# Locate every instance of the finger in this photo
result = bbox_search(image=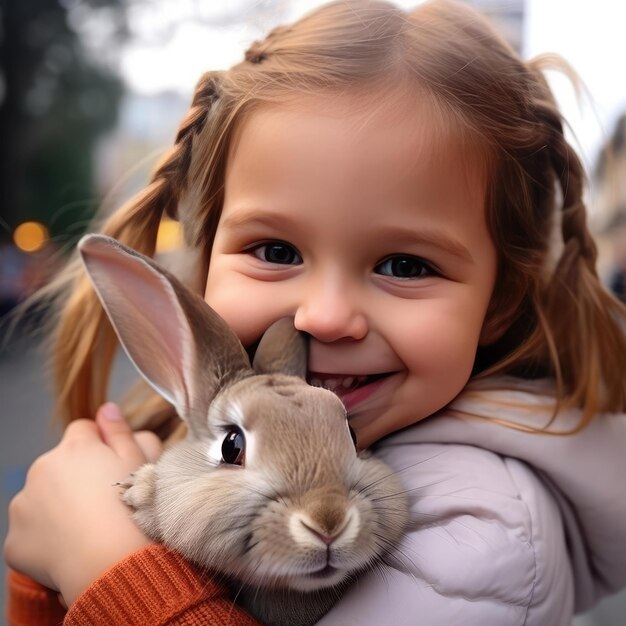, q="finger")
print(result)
[95,403,145,463]
[63,419,99,442]
[59,419,101,447]
[133,431,163,463]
